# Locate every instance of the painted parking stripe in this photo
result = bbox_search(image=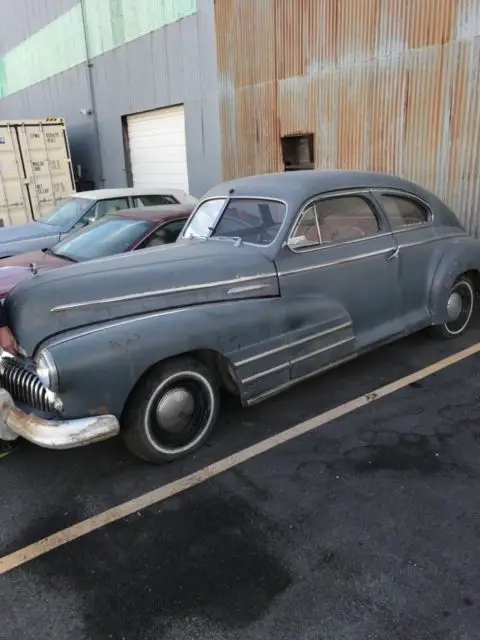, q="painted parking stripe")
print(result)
[1,342,480,575]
